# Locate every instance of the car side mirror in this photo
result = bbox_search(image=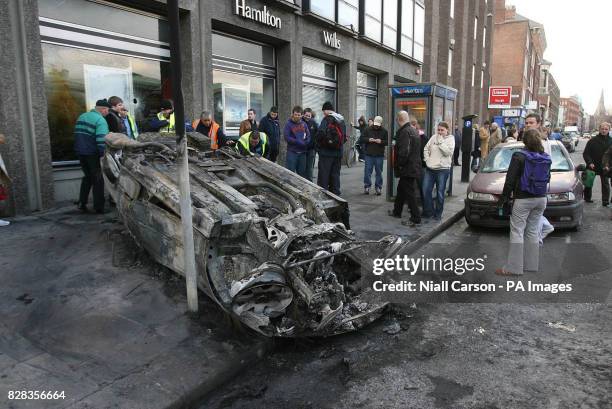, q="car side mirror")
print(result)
[575,164,586,172]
